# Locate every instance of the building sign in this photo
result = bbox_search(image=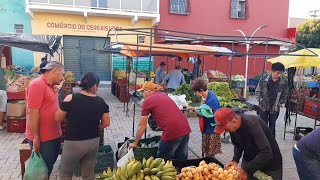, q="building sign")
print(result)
[46,22,122,32]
